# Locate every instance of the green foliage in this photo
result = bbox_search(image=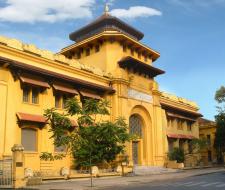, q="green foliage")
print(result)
[215,86,225,104]
[72,118,131,167]
[214,86,225,162]
[168,147,185,163]
[214,112,225,162]
[40,152,65,161]
[41,97,132,168]
[190,138,208,153]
